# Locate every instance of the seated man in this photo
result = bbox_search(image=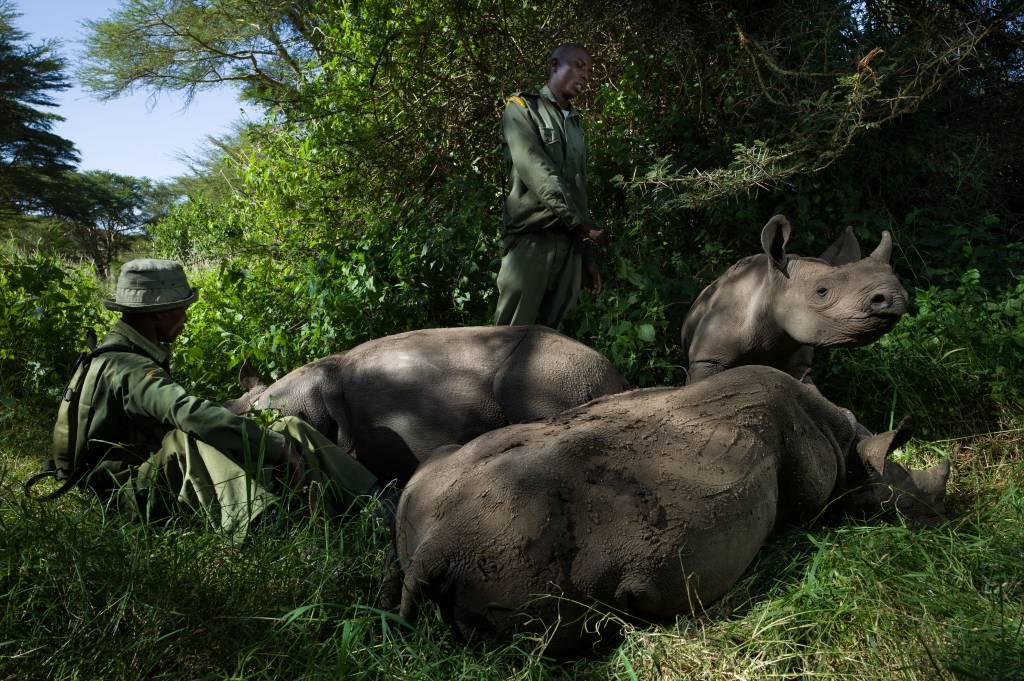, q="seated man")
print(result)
[37,259,381,542]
